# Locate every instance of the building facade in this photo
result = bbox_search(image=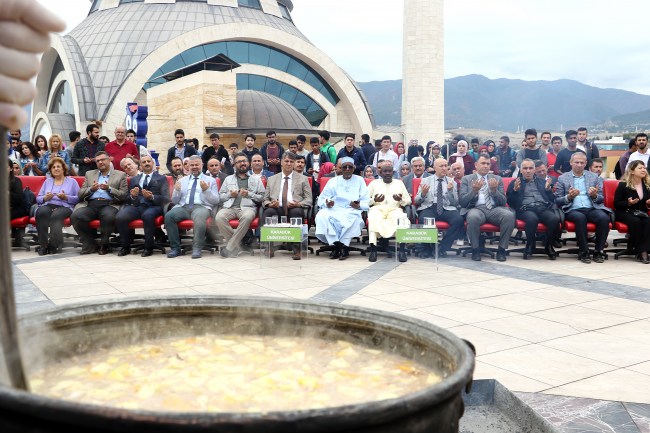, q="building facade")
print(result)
[32,0,375,158]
